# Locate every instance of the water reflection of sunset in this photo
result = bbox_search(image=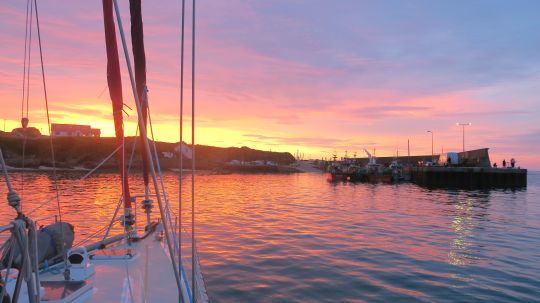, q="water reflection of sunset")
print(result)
[448,197,477,266]
[1,172,539,302]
